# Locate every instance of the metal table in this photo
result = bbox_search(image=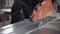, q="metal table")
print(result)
[0,17,58,34]
[0,19,39,34]
[29,19,60,34]
[27,13,60,34]
[0,13,60,34]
